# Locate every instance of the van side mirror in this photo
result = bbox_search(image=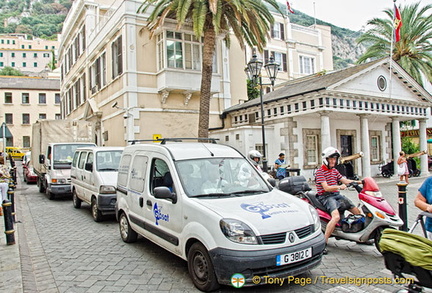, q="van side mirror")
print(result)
[154,186,177,204]
[39,154,45,164]
[85,163,93,171]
